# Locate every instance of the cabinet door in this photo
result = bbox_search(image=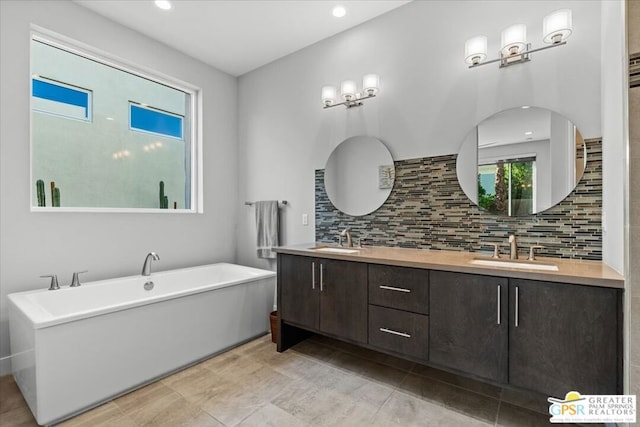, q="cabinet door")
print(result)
[319,259,368,343]
[509,279,620,396]
[429,271,508,383]
[278,254,319,330]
